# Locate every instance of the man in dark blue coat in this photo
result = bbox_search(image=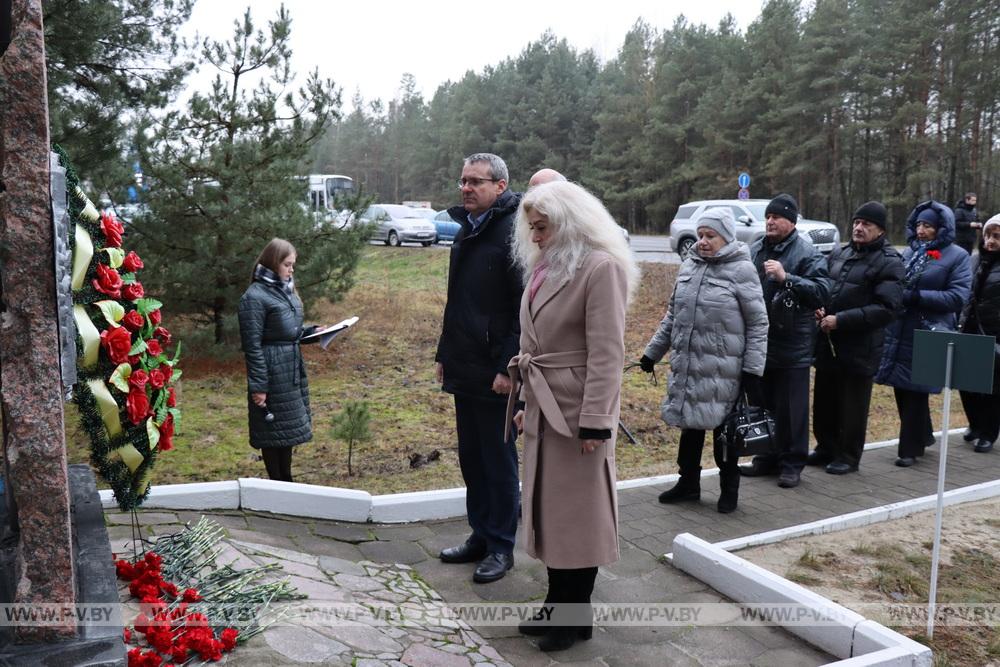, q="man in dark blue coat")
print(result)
[435,153,523,583]
[741,194,831,488]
